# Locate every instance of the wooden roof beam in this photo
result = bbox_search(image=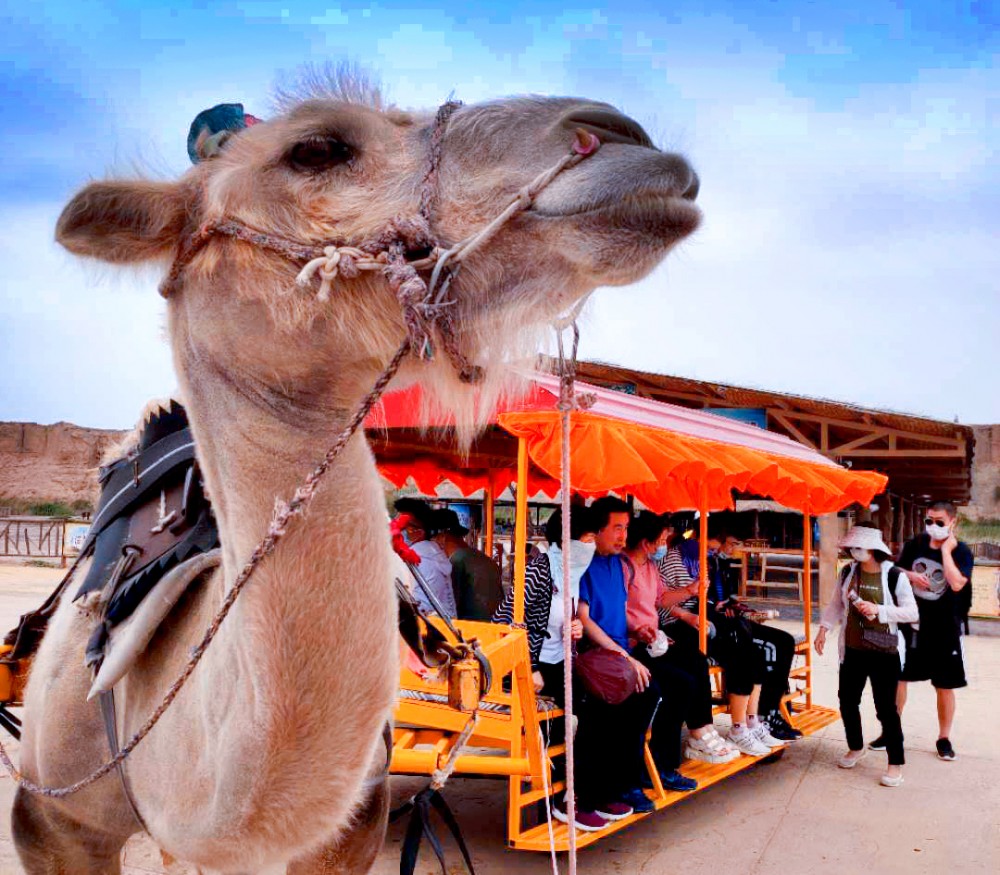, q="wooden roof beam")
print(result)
[843,448,967,458]
[768,410,819,450]
[773,410,967,450]
[829,429,890,455]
